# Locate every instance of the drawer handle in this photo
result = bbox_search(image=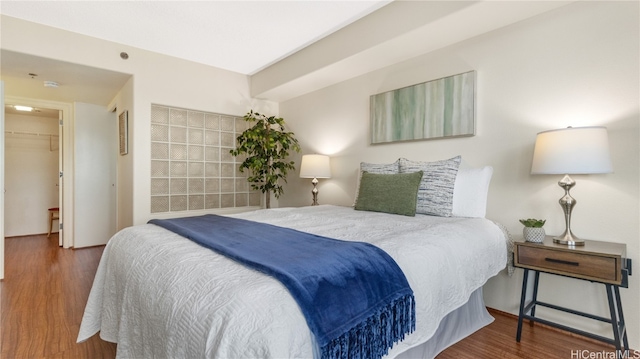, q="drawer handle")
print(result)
[545,257,579,266]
